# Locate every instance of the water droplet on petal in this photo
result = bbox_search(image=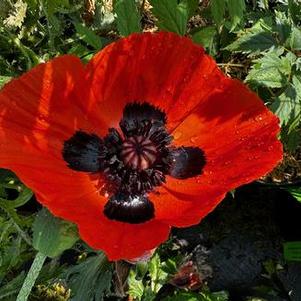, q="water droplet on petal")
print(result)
[190,136,197,144]
[174,132,182,140]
